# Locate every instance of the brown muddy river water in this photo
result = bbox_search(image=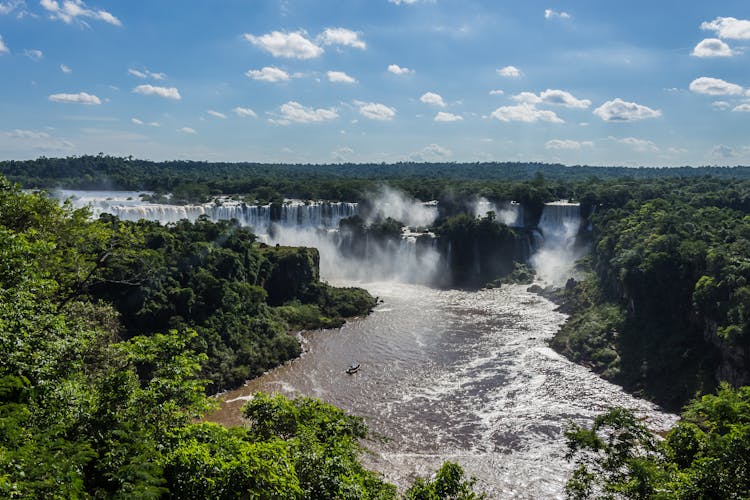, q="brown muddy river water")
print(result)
[209,281,676,499]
